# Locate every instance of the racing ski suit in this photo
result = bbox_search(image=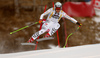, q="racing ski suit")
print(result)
[28,7,78,42]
